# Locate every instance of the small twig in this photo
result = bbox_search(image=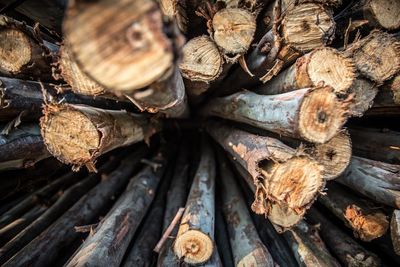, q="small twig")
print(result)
[153,207,185,253]
[140,159,163,171]
[74,223,99,233]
